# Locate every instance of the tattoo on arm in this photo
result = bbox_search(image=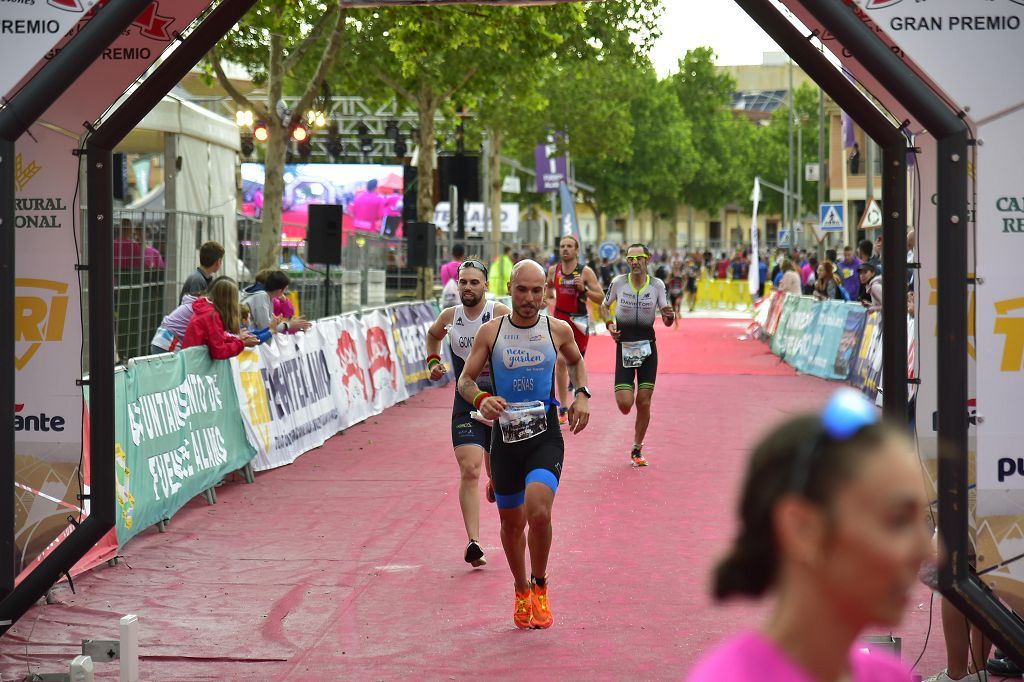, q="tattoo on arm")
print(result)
[458,376,482,403]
